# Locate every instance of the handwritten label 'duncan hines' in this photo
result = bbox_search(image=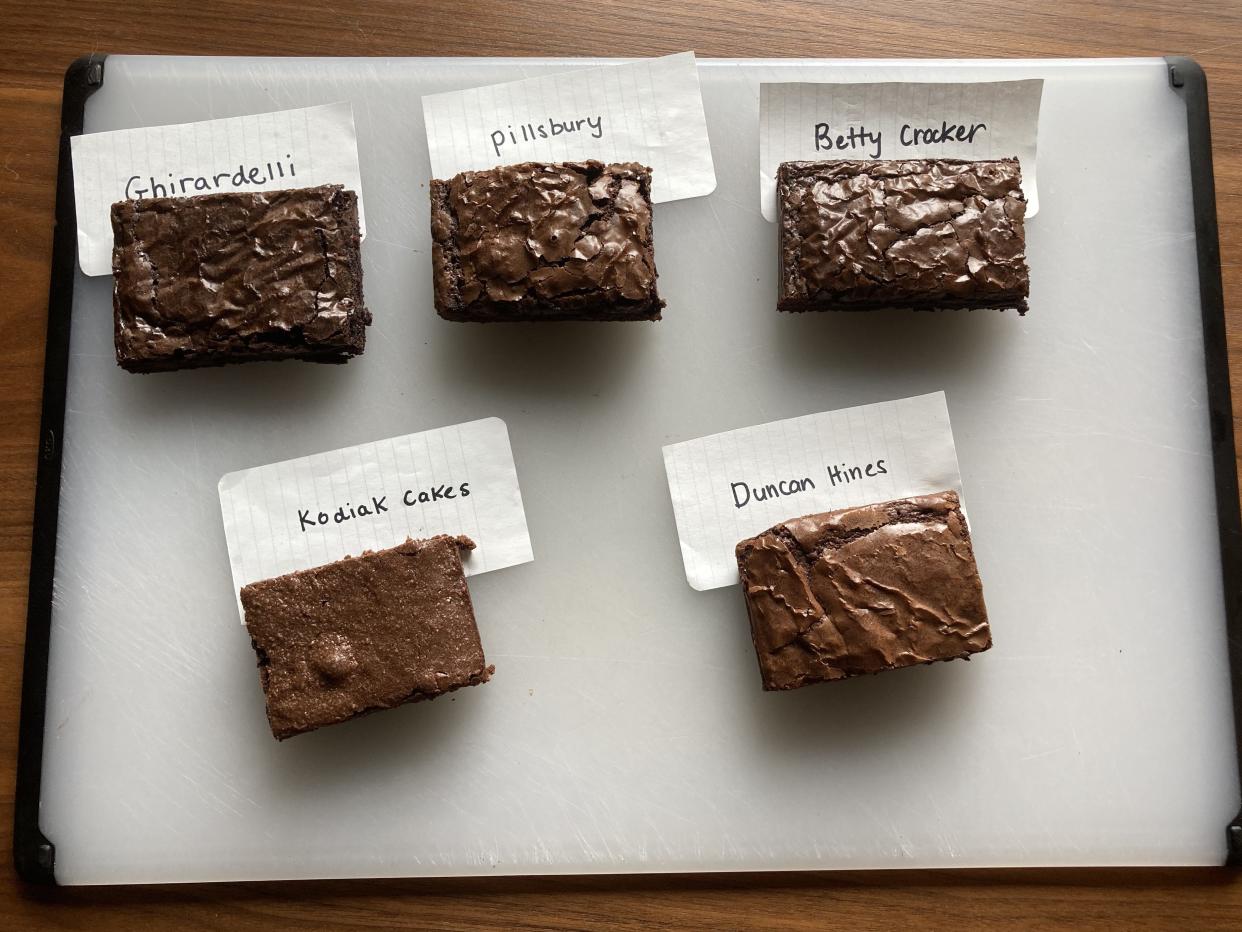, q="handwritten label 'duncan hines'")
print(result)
[729,458,888,508]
